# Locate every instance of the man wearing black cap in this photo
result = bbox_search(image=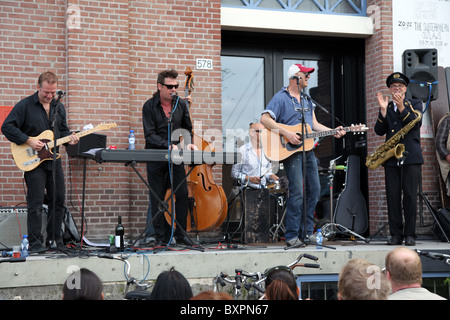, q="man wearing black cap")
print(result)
[374,72,423,246]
